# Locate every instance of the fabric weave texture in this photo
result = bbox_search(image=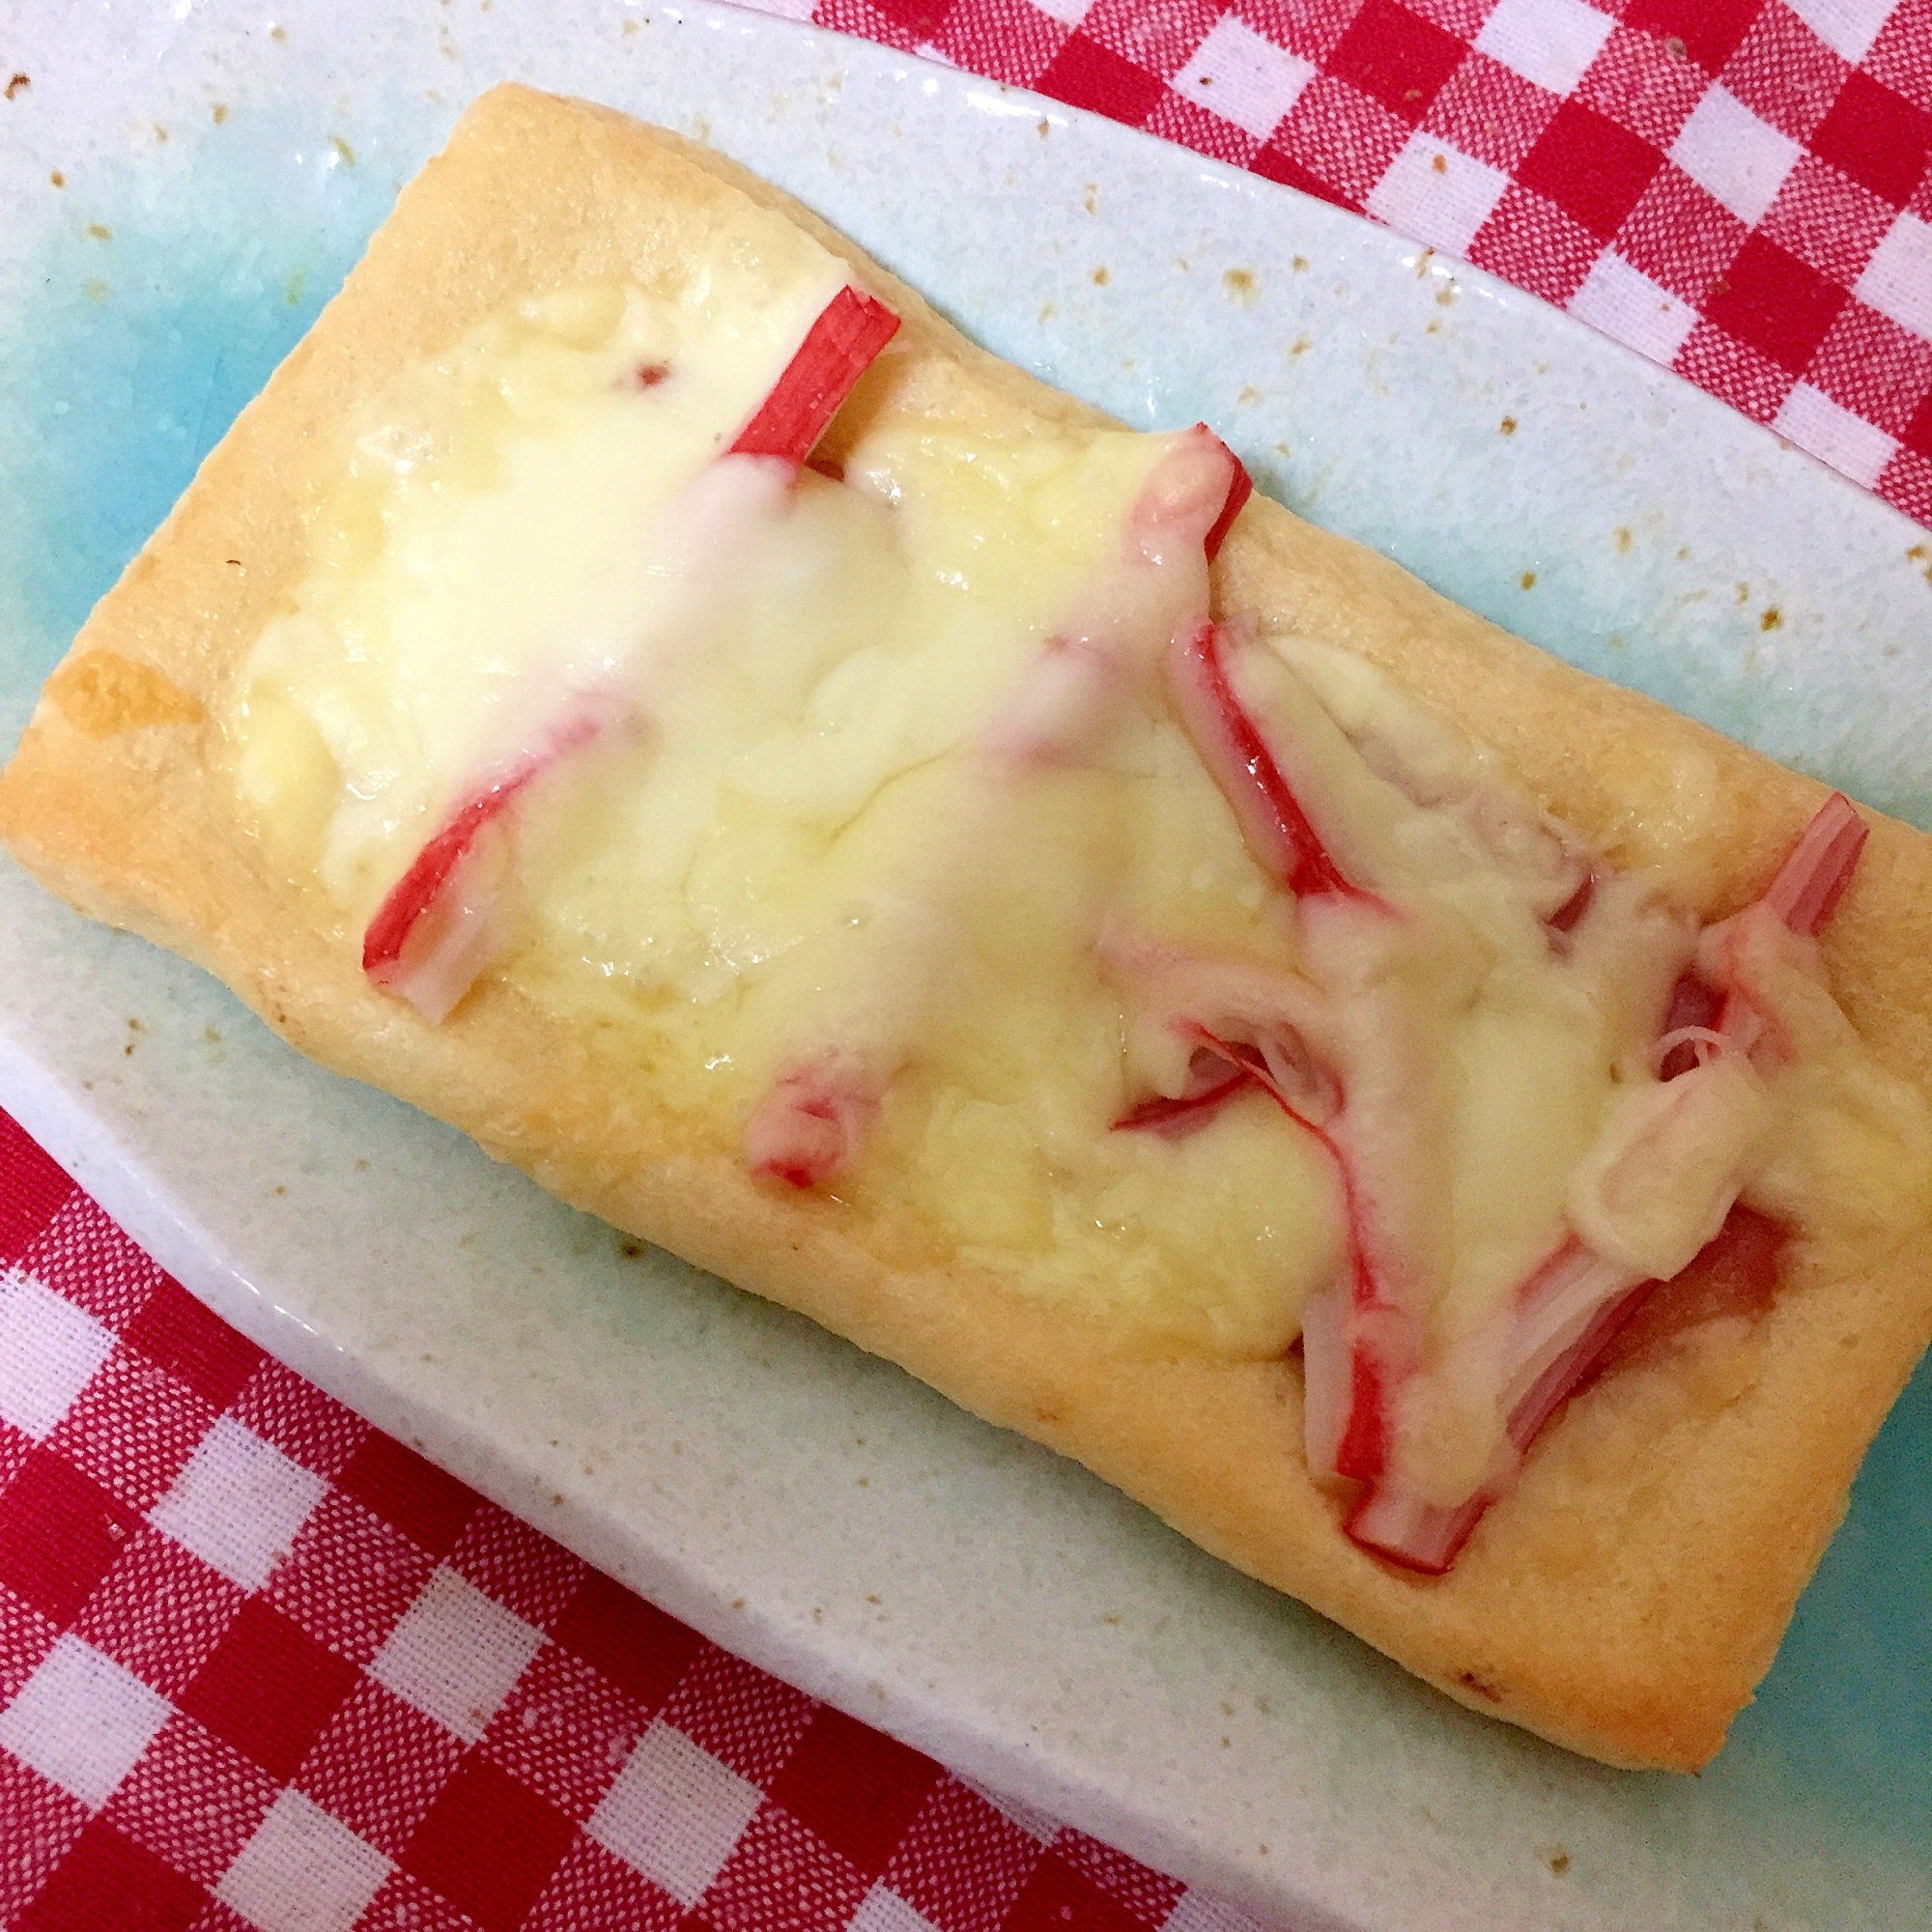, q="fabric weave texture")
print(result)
[0,1107,1263,1932]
